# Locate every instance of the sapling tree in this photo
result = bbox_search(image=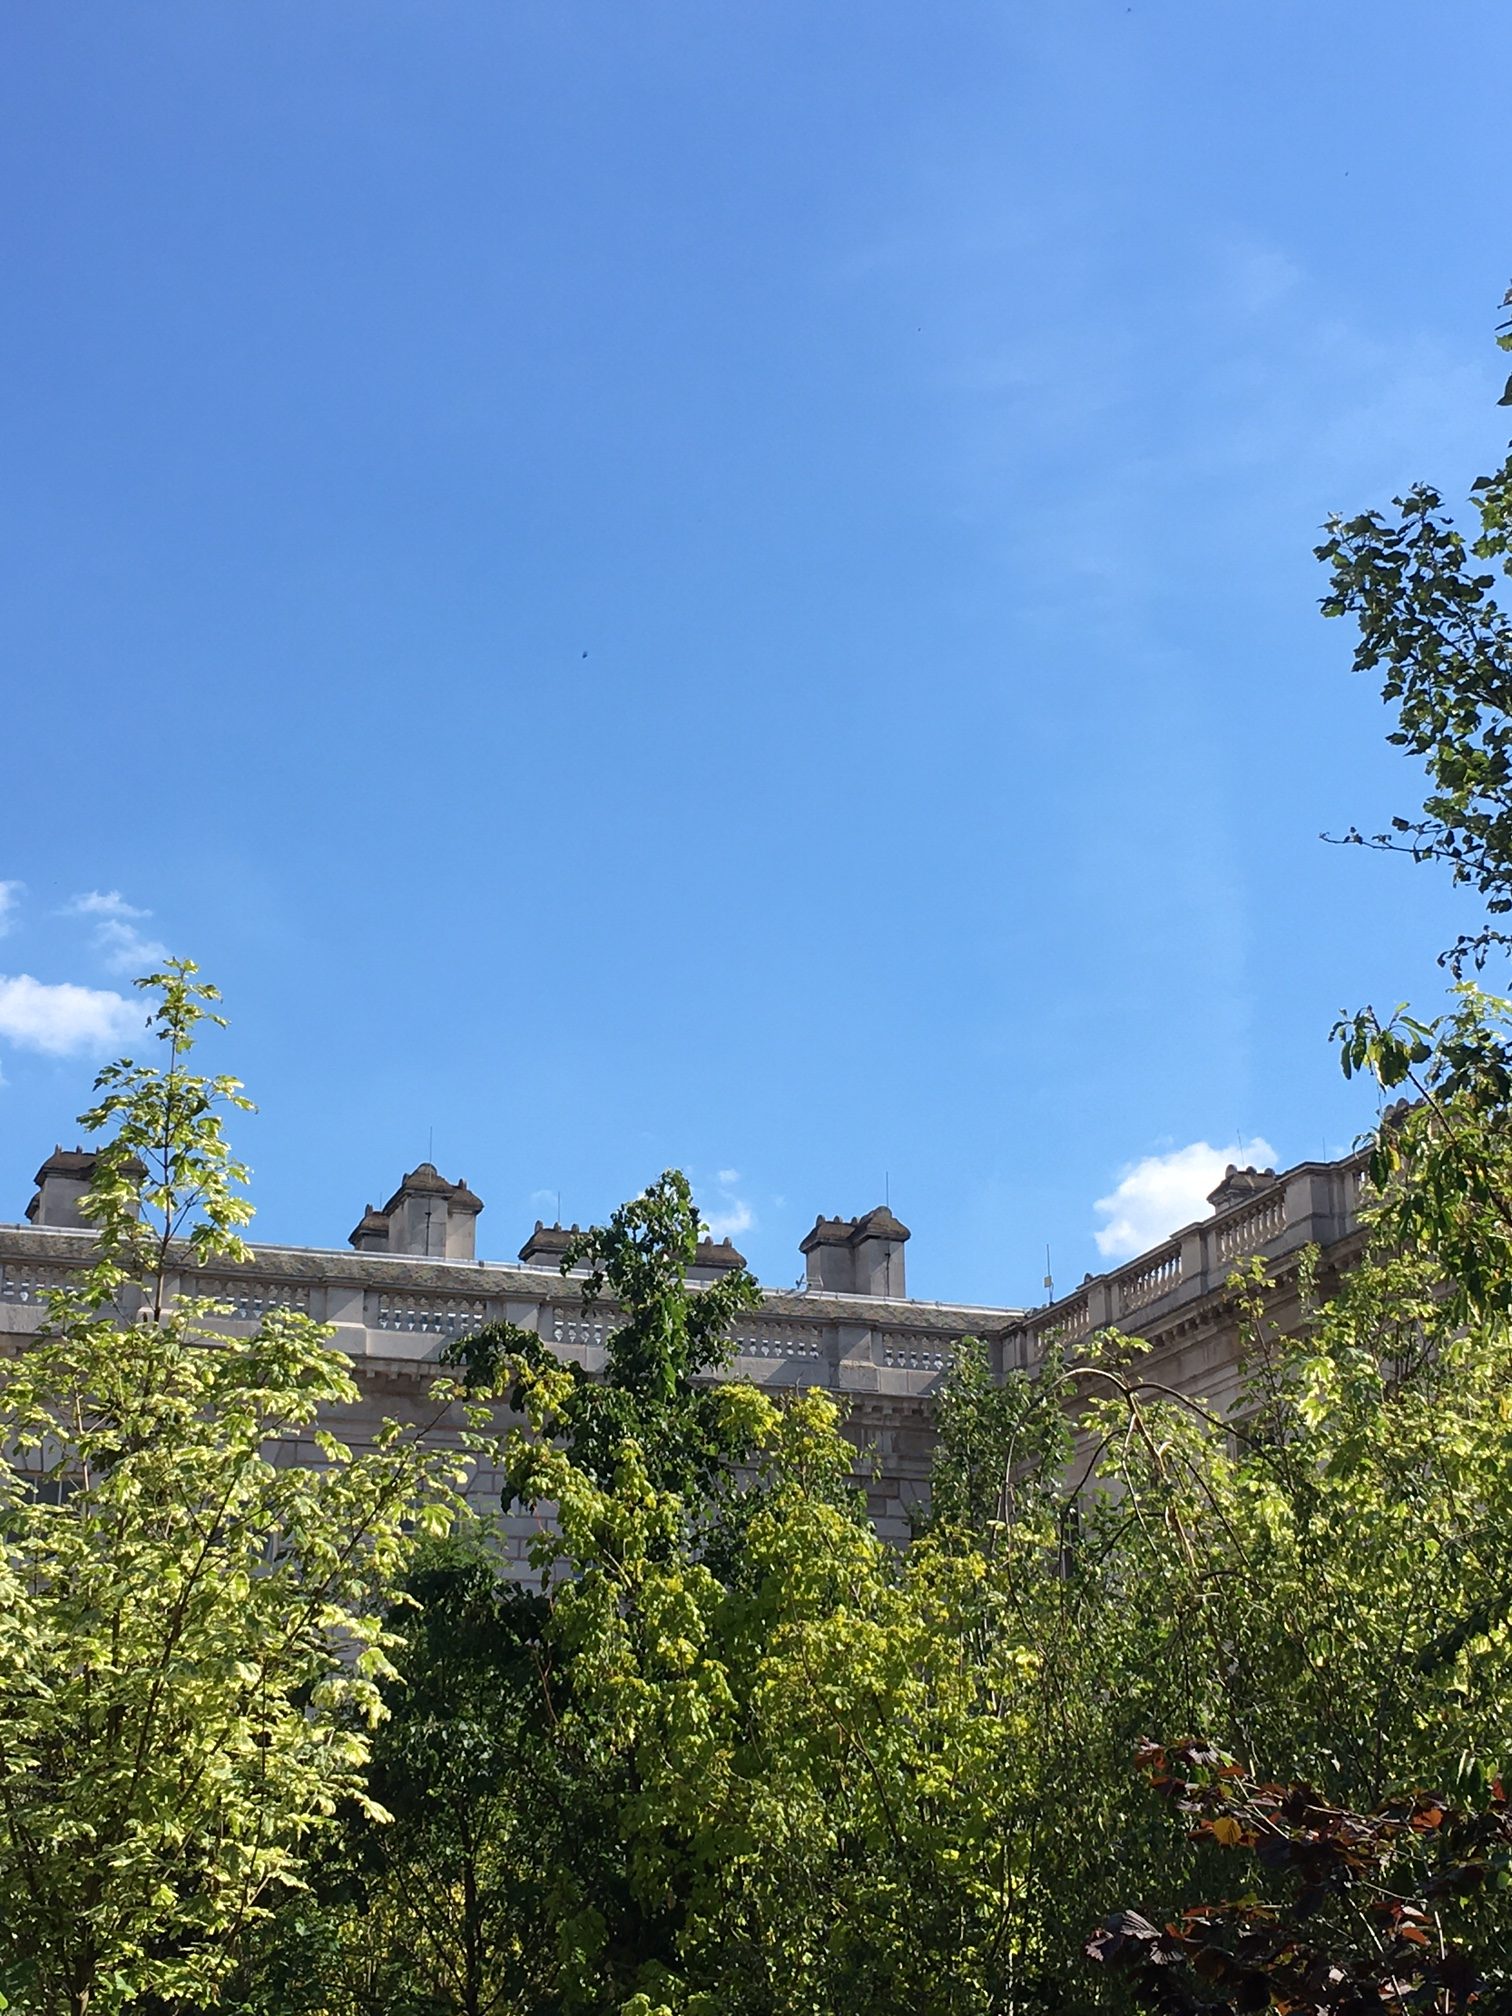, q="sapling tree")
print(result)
[0,963,471,2015]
